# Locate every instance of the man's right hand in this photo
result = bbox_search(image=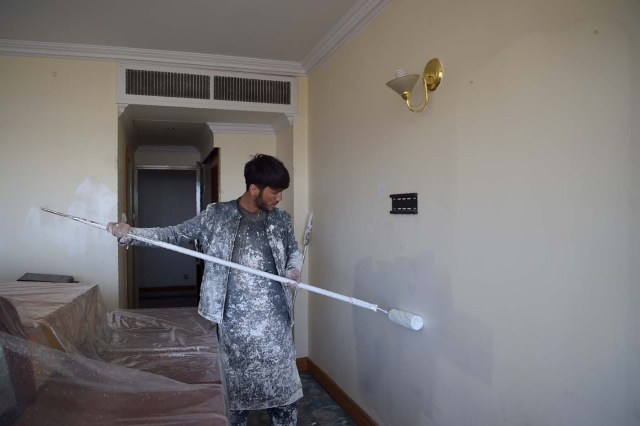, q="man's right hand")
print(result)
[106,222,131,244]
